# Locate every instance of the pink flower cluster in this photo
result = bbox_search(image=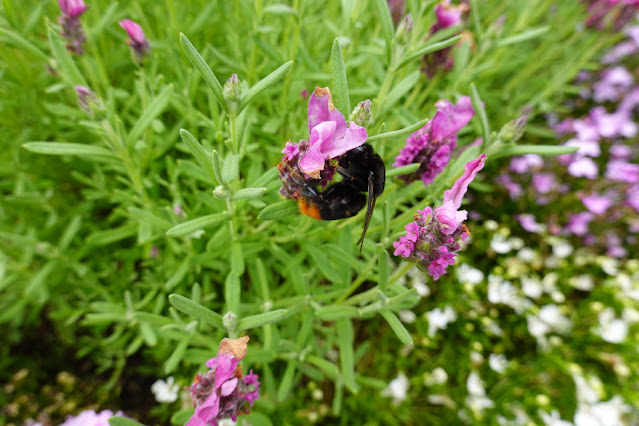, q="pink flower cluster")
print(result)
[60,409,124,426]
[278,87,369,198]
[422,0,470,77]
[393,154,486,280]
[187,336,260,426]
[58,0,88,54]
[393,96,474,186]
